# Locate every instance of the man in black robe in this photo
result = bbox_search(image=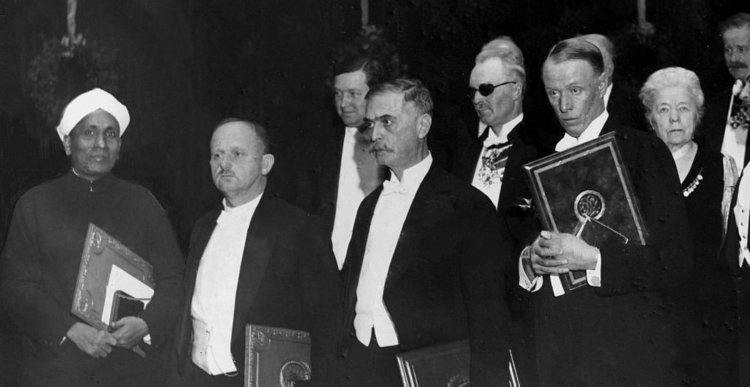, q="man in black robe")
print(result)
[1,88,184,386]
